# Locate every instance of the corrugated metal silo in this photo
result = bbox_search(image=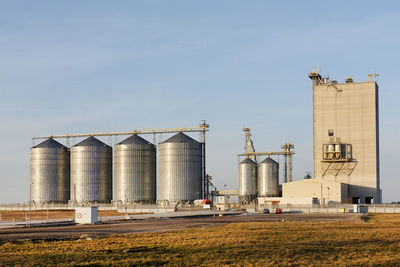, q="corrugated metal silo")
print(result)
[238,158,257,203]
[30,138,70,203]
[257,157,279,197]
[158,132,202,203]
[113,134,156,203]
[70,136,112,203]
